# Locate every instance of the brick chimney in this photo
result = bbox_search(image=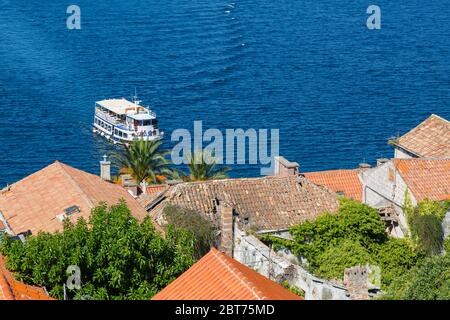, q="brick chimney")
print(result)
[344,266,369,300]
[100,155,111,181]
[274,156,299,177]
[218,203,234,256]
